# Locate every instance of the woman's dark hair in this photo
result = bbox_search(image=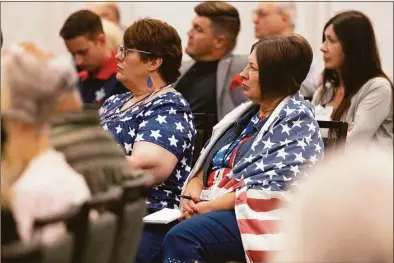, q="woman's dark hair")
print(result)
[123,18,183,84]
[60,10,104,41]
[321,10,393,121]
[251,34,313,100]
